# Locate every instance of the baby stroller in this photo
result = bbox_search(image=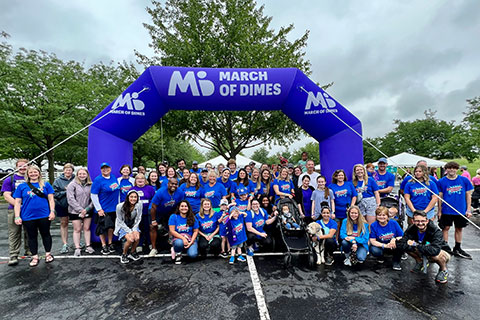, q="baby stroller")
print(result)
[380,194,406,229]
[276,198,316,268]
